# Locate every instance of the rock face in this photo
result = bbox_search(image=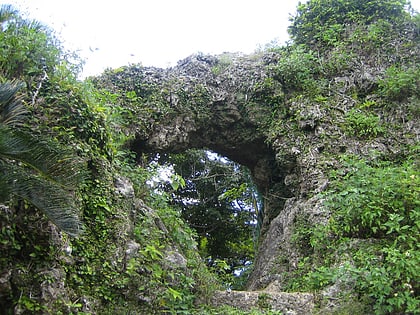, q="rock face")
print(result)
[100,53,285,195]
[247,195,328,290]
[98,53,294,235]
[211,290,314,314]
[95,47,419,299]
[96,52,321,292]
[95,53,324,312]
